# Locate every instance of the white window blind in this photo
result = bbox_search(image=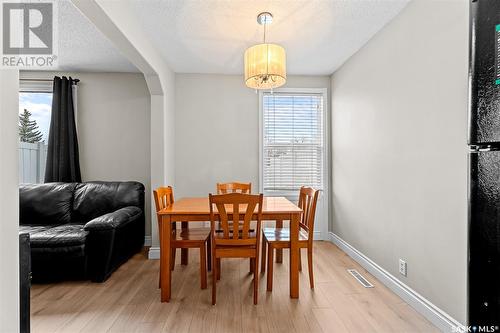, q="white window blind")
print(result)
[262,92,324,195]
